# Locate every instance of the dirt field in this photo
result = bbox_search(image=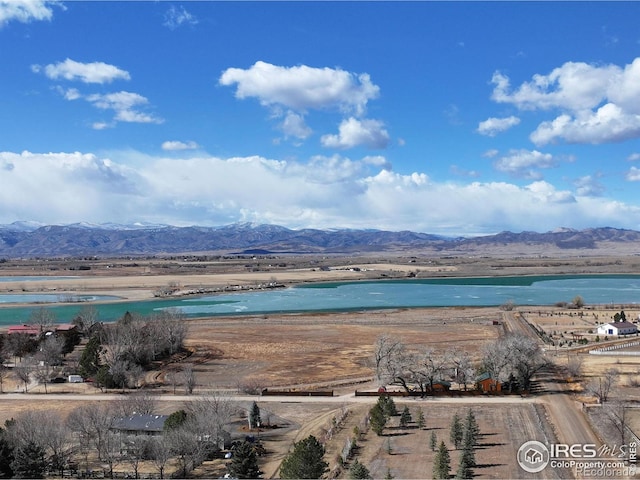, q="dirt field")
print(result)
[178,308,501,390]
